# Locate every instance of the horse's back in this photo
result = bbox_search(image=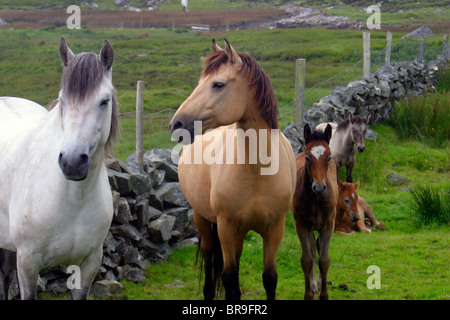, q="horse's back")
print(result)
[315,122,337,134]
[0,97,47,138]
